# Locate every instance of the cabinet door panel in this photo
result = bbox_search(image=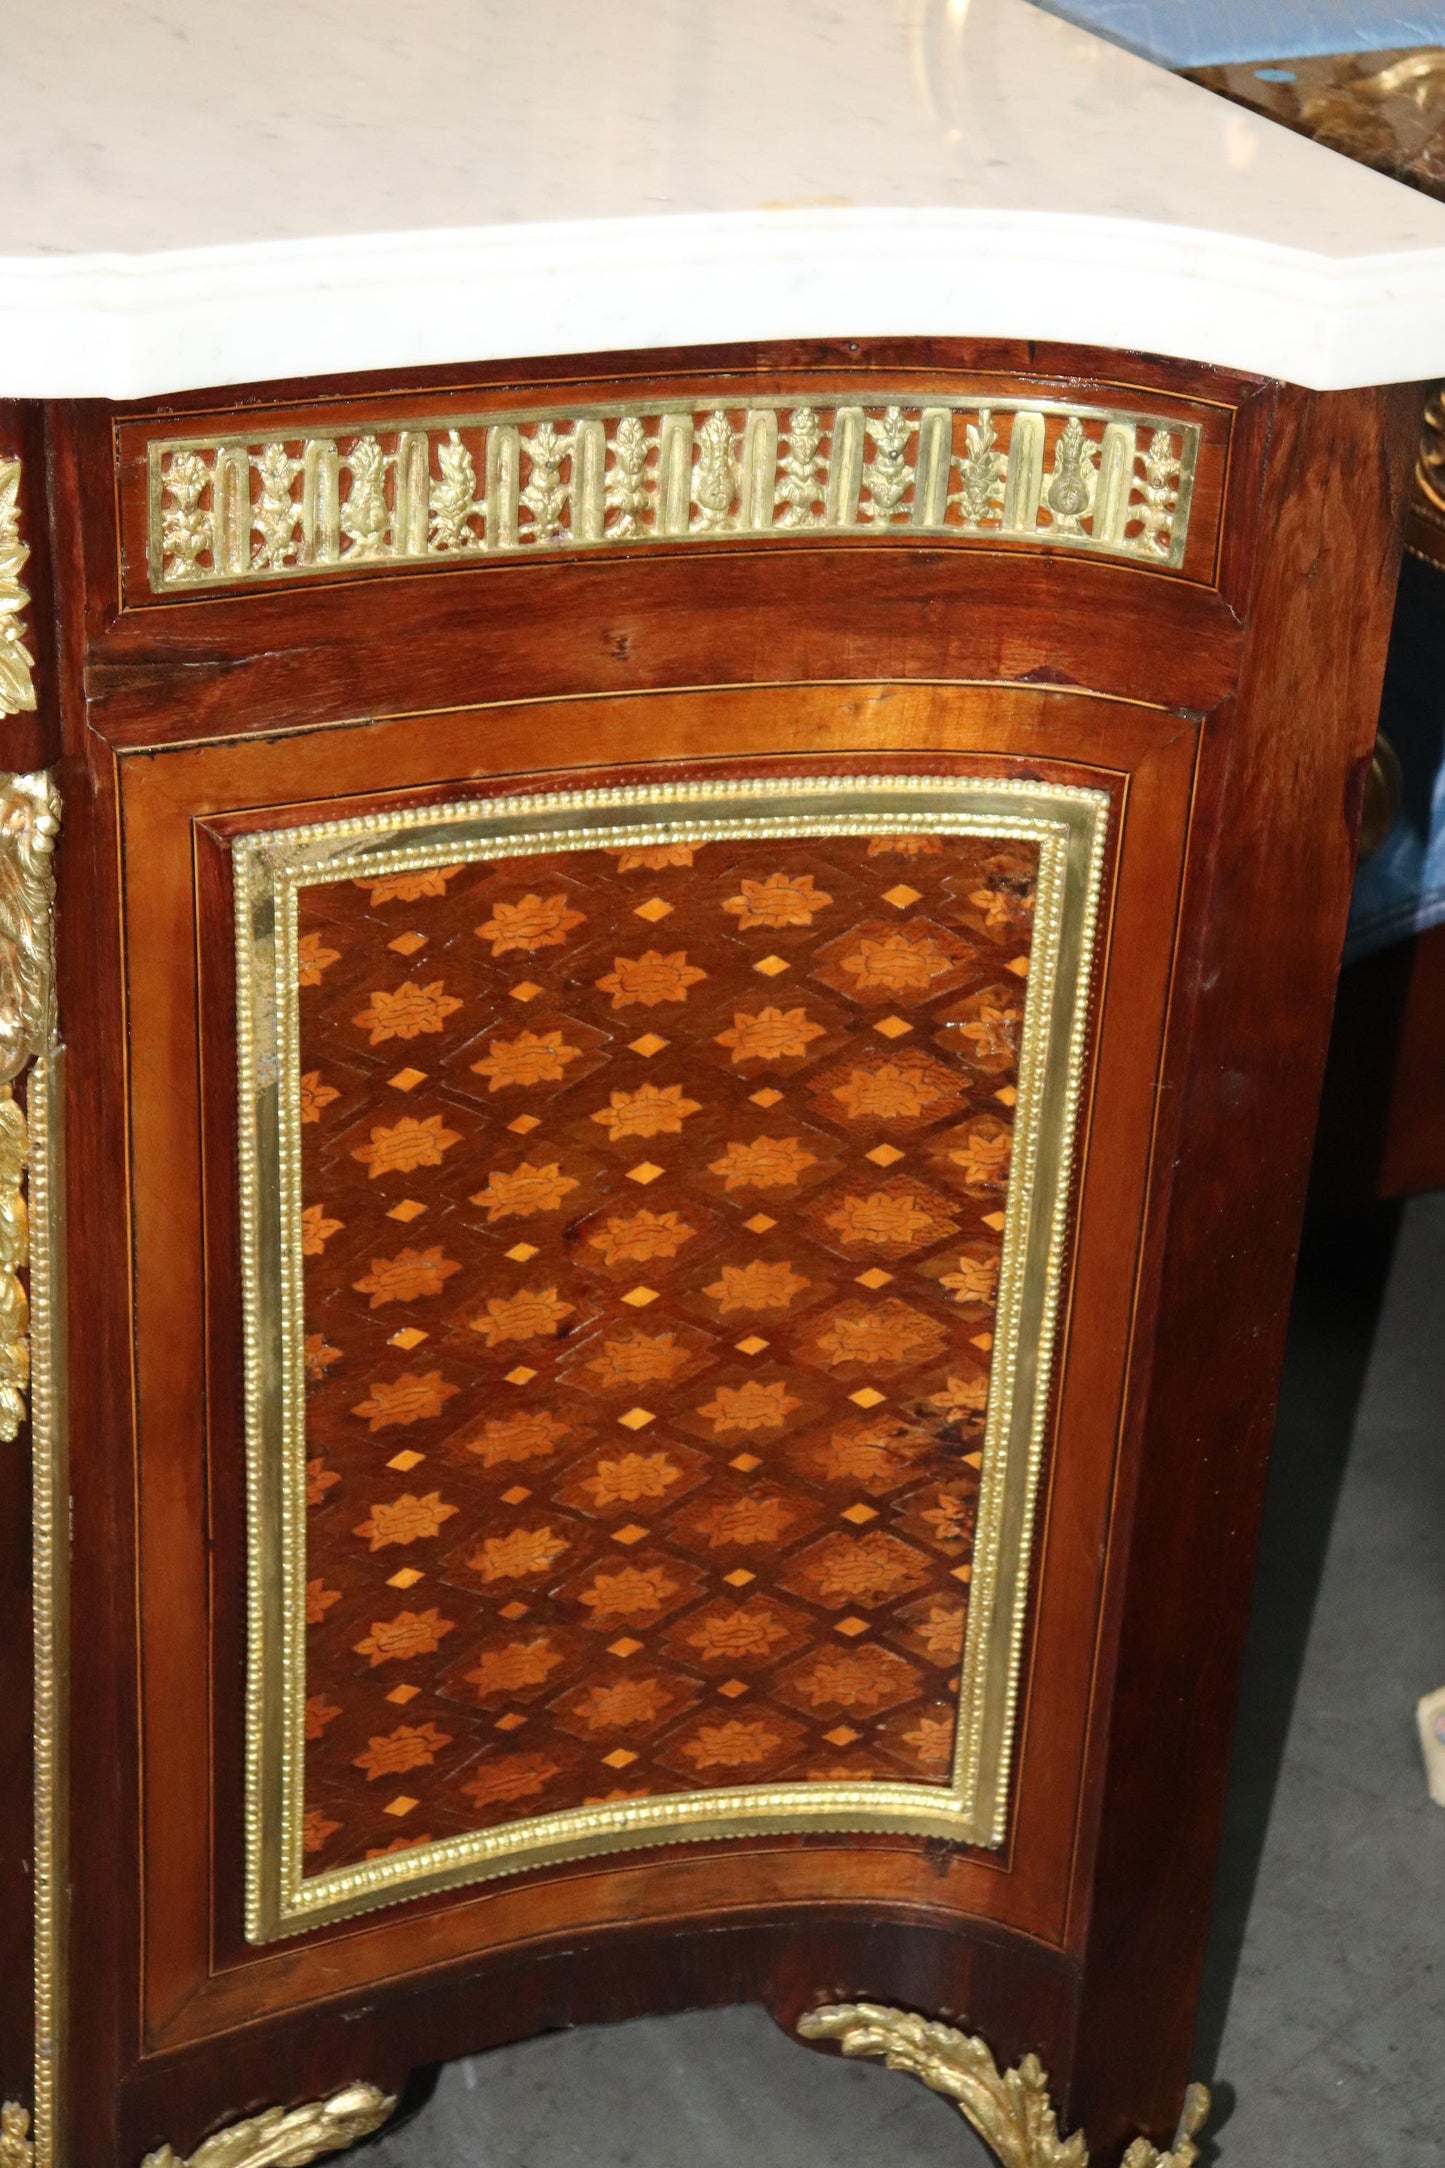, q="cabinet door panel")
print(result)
[117,681,1193,2043]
